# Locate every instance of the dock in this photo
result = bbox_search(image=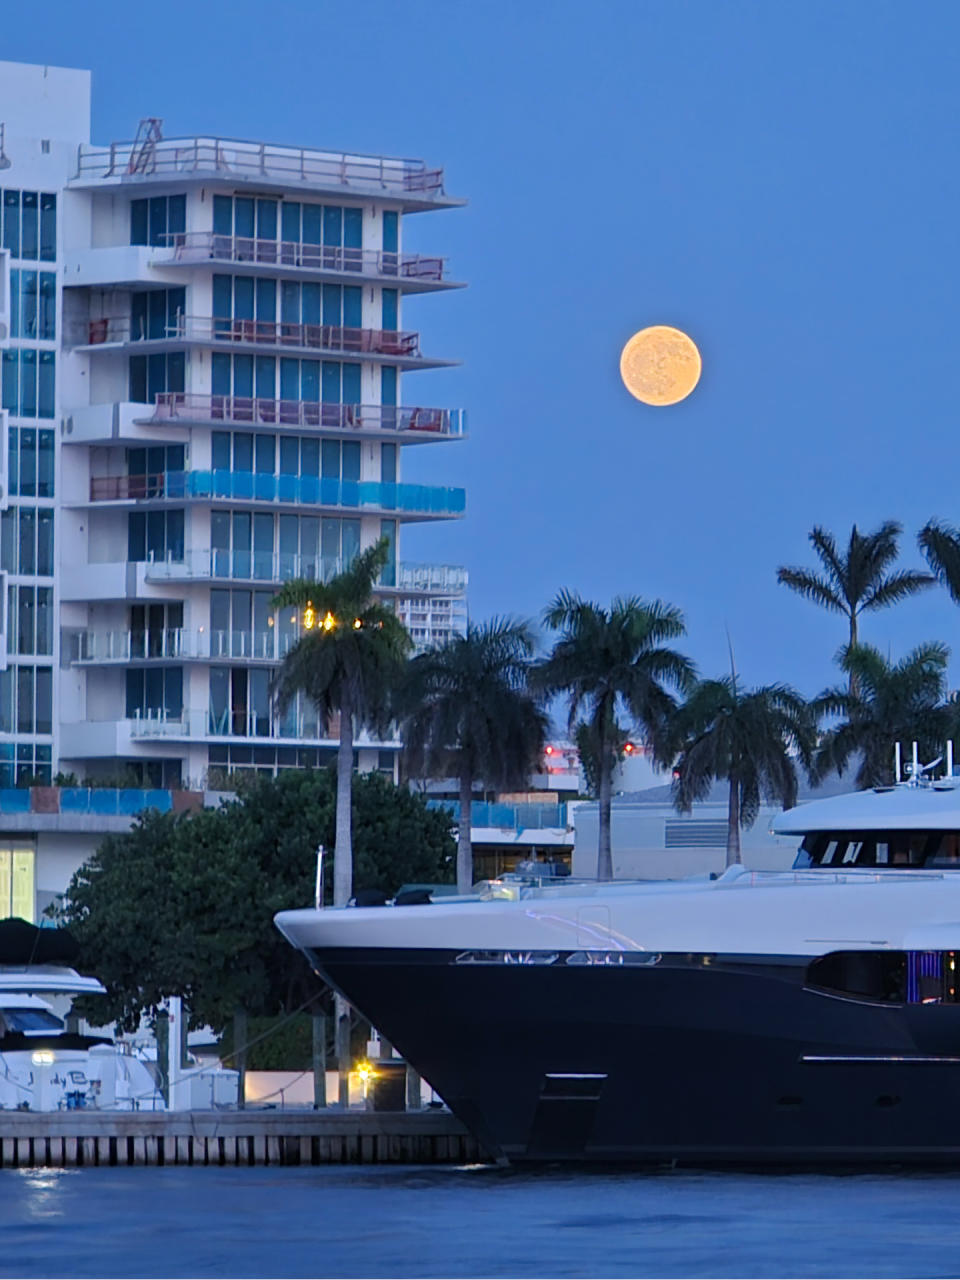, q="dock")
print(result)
[0,1109,490,1168]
